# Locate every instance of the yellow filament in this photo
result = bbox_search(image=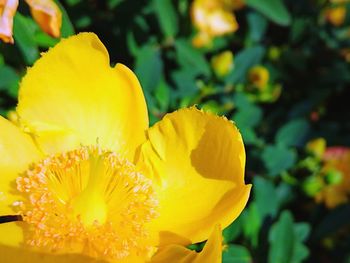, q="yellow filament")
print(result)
[15,146,158,260]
